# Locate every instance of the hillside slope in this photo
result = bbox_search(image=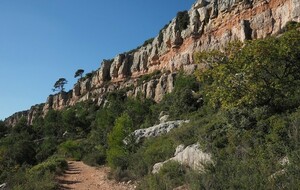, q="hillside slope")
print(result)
[1,1,300,188]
